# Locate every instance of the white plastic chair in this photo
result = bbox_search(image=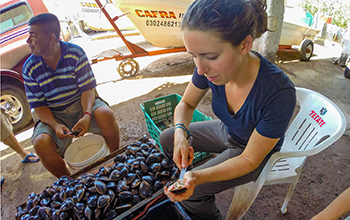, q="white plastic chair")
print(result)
[226,87,347,220]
